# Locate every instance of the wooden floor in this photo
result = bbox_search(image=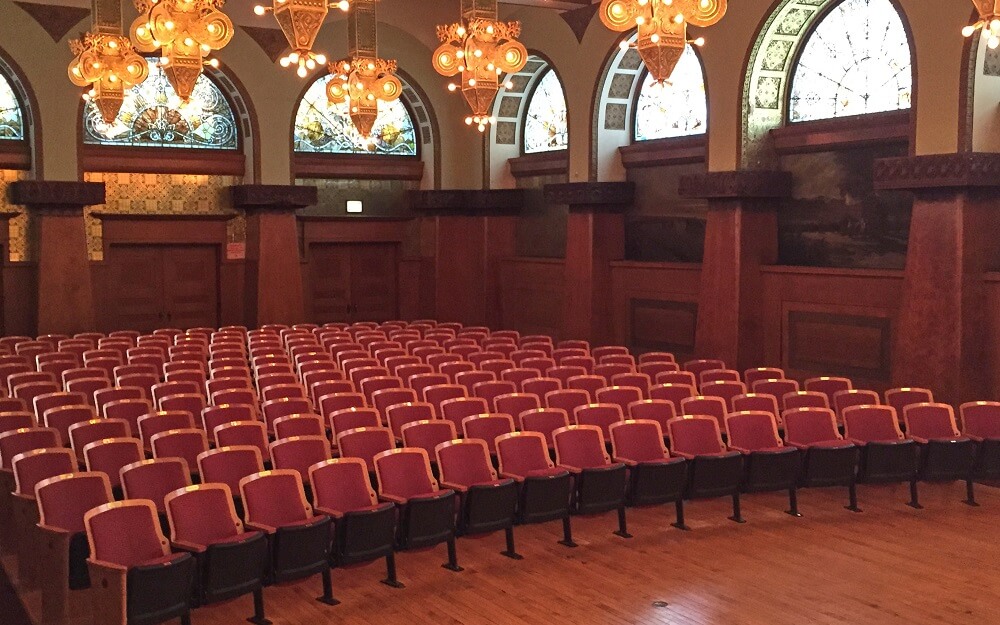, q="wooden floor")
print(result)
[12,482,1000,625]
